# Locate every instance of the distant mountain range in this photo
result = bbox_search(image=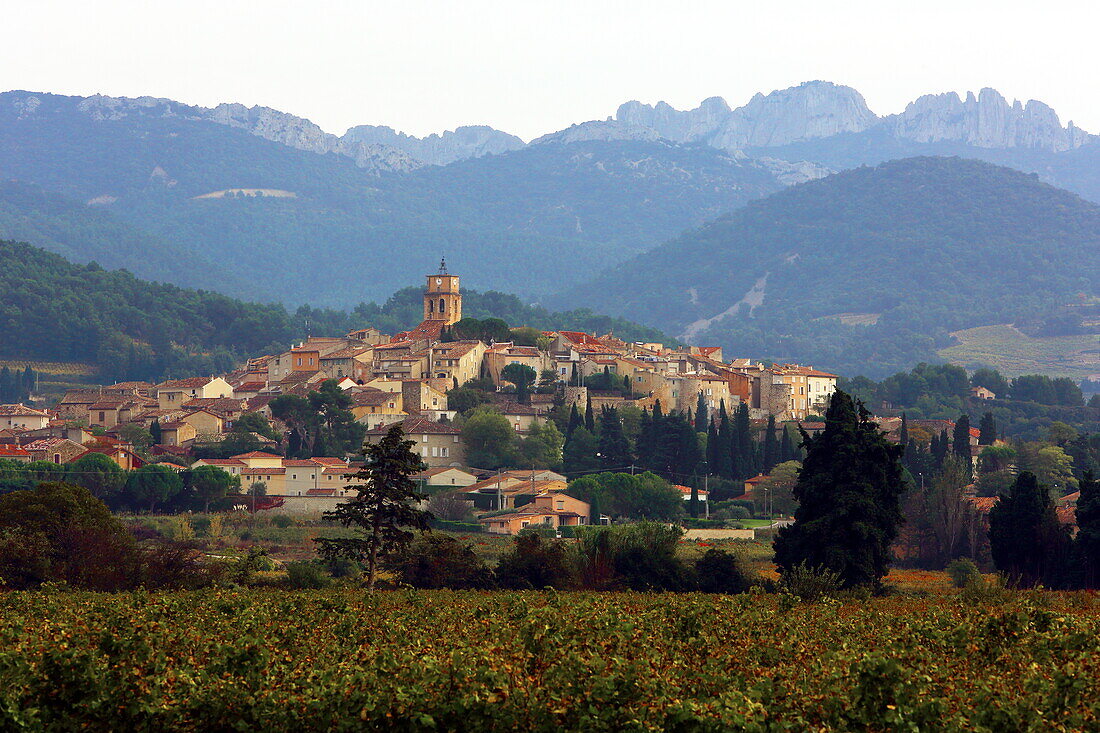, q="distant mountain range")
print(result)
[561,156,1100,377]
[0,82,1098,377]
